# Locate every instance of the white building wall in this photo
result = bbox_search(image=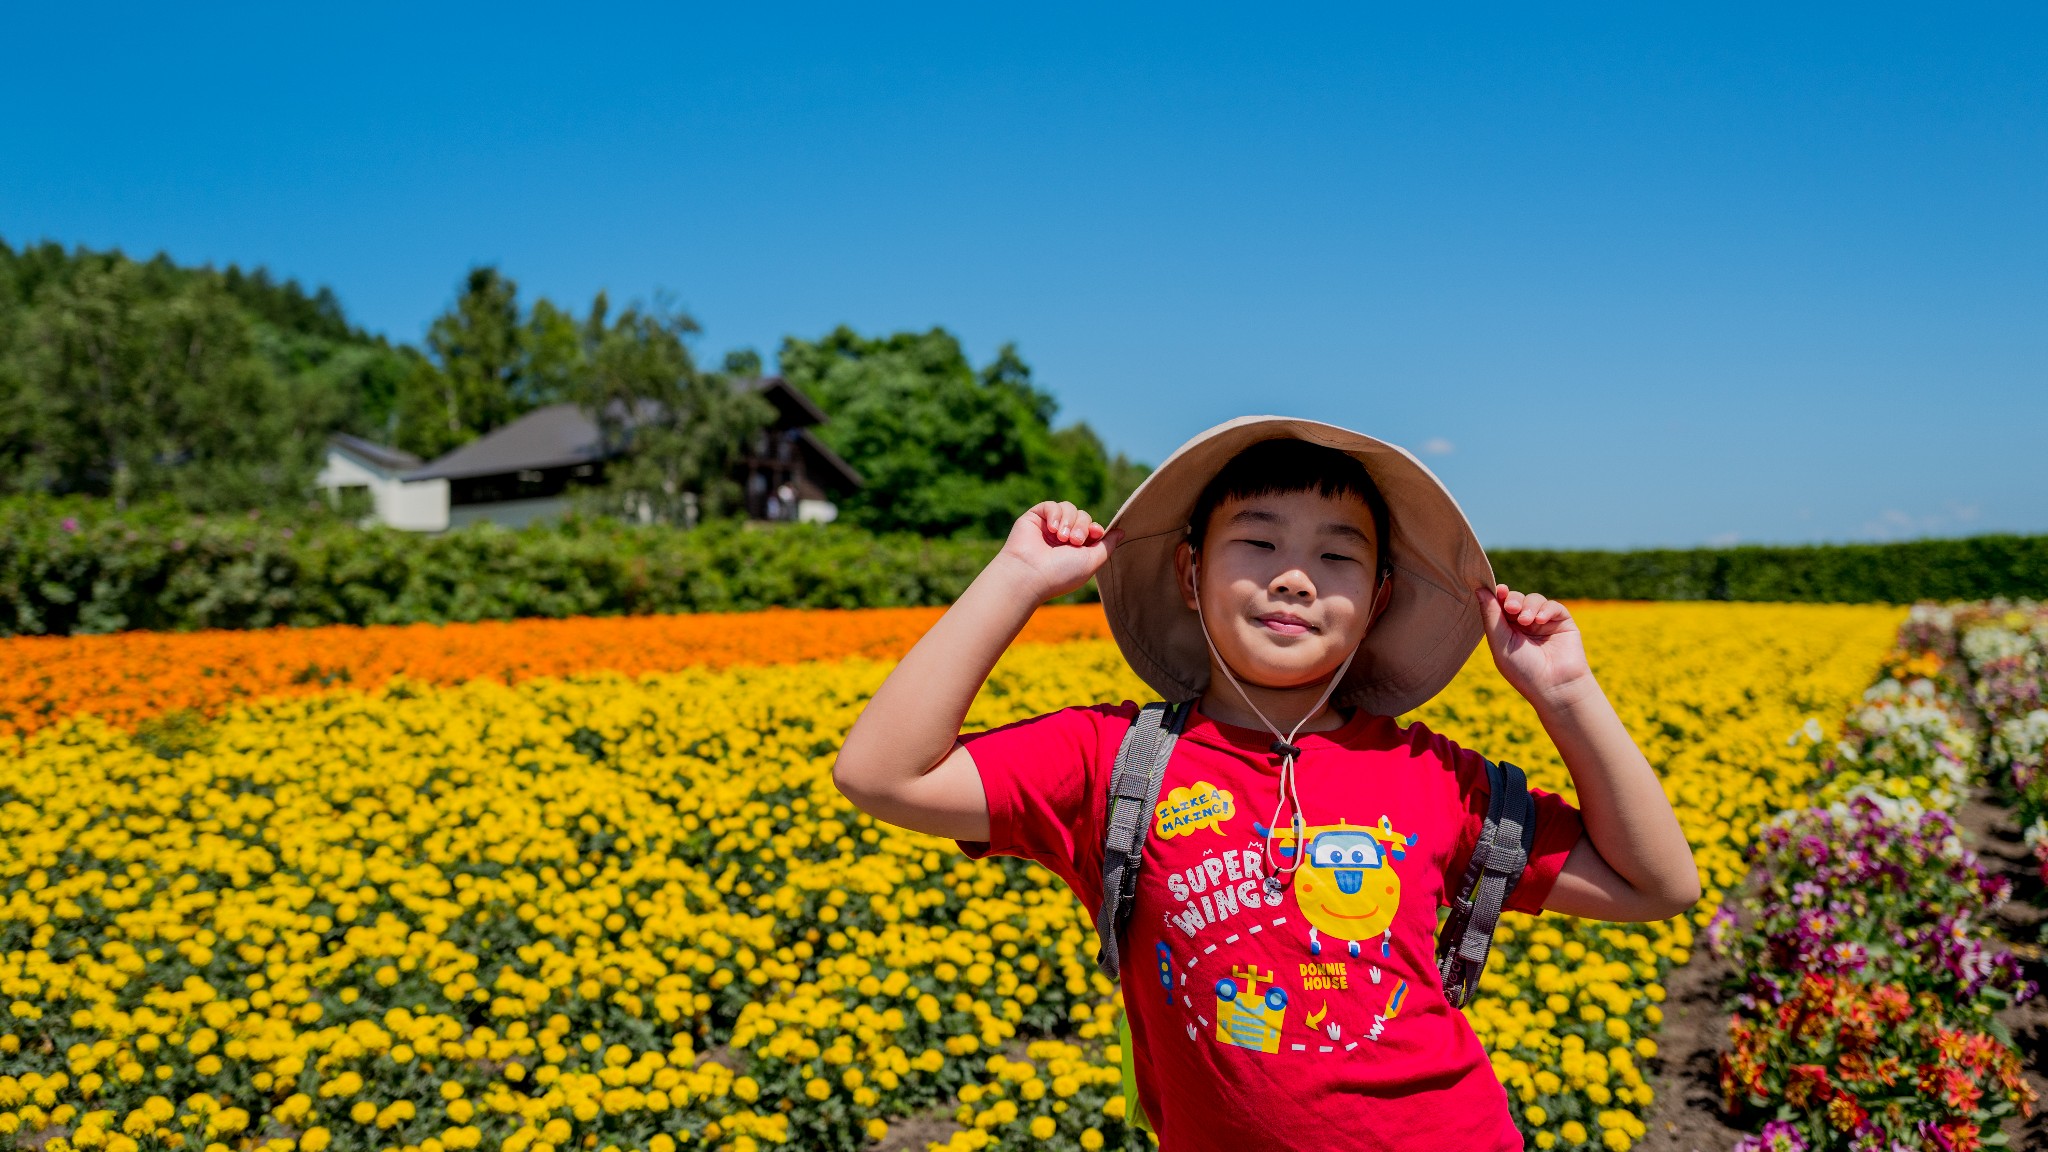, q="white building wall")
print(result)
[315,448,450,532]
[379,478,450,532]
[314,452,381,491]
